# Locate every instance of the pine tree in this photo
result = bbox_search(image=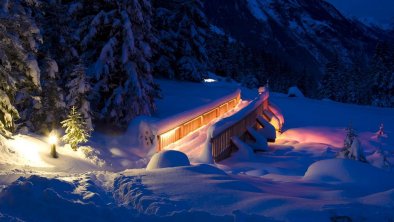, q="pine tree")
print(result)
[152,4,177,79]
[33,58,66,133]
[337,124,357,158]
[66,63,93,130]
[176,0,208,81]
[73,0,159,128]
[0,0,42,133]
[337,125,367,162]
[0,90,19,138]
[153,0,209,82]
[61,106,91,151]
